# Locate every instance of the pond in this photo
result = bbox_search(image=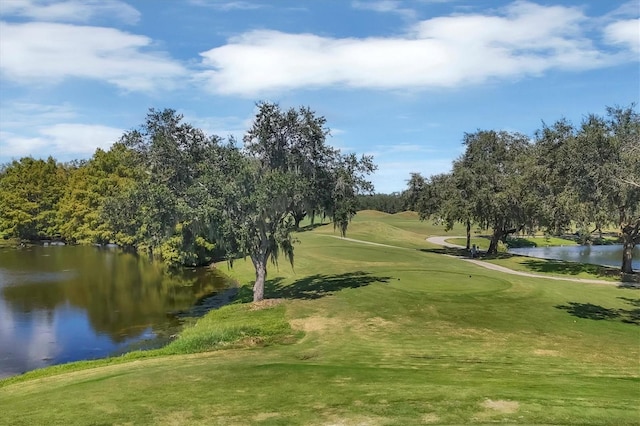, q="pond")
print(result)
[0,245,234,379]
[508,244,640,270]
